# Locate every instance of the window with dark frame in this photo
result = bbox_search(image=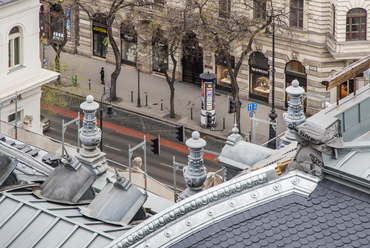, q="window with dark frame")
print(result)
[8,26,21,68]
[346,8,367,41]
[253,0,267,20]
[290,0,304,28]
[219,0,231,18]
[331,4,336,36]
